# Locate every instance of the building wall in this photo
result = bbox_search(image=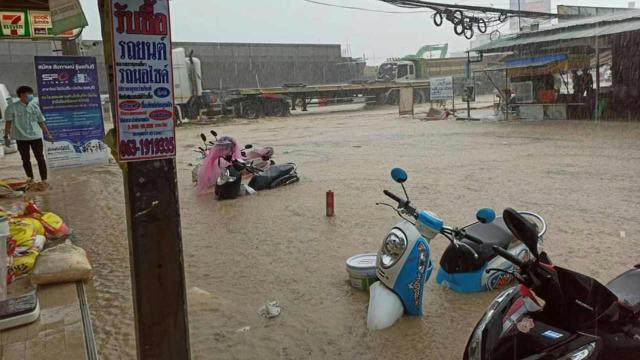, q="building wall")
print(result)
[0,40,364,96]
